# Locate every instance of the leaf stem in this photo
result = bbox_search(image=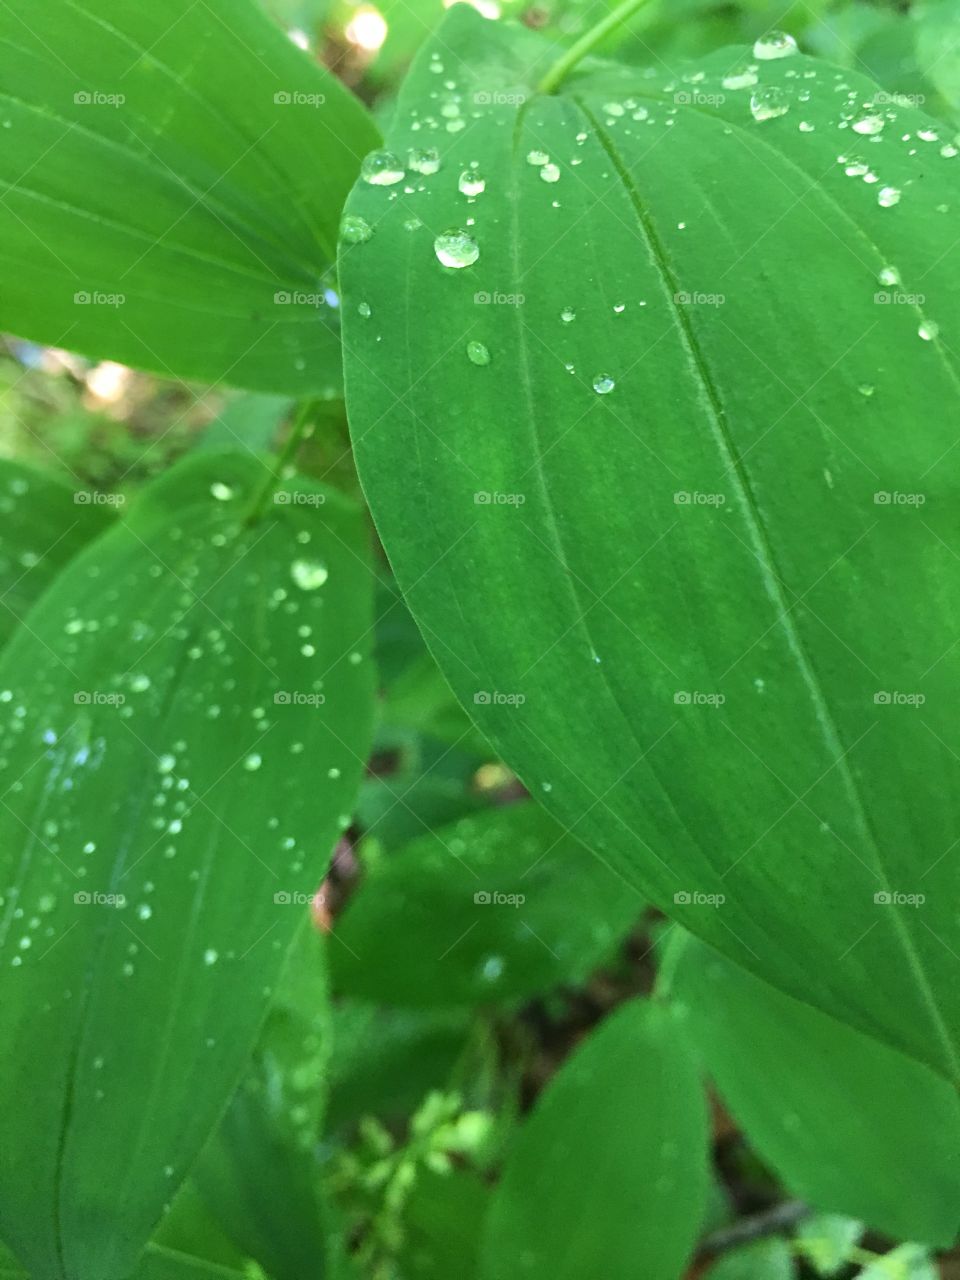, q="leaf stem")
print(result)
[537,0,656,95]
[245,397,317,524]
